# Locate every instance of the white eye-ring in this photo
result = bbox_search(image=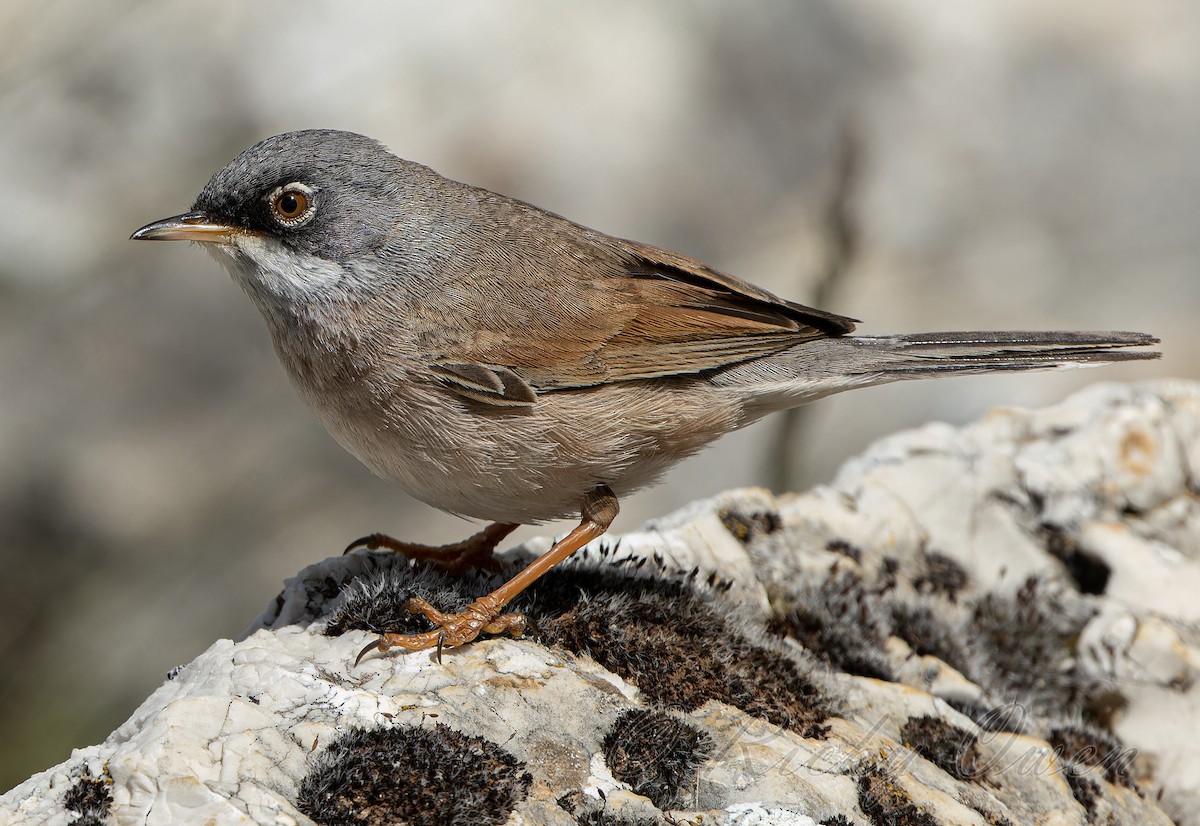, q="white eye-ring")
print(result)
[268,182,317,228]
